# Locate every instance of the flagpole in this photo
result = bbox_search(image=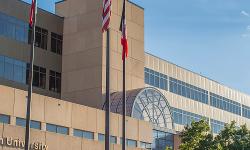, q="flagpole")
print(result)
[122,0,126,150]
[25,0,37,150]
[105,28,110,150]
[122,54,126,150]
